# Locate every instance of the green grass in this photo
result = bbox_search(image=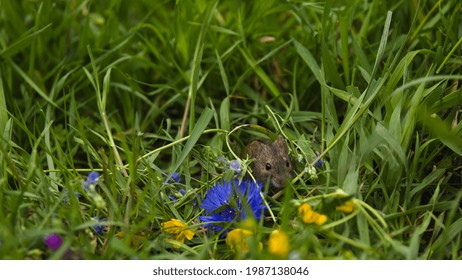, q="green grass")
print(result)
[0,0,461,260]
